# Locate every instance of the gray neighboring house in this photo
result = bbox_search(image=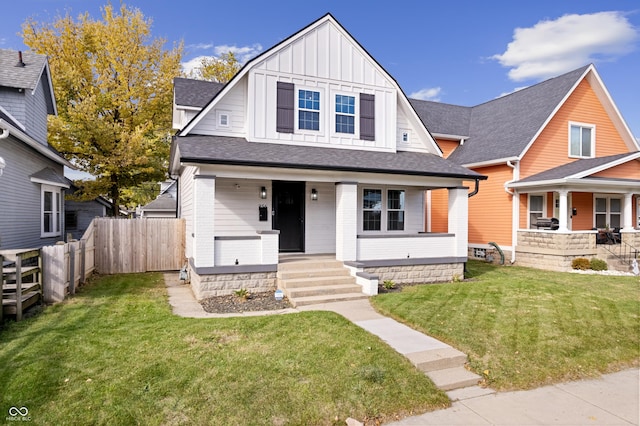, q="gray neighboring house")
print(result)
[138,180,178,218]
[64,179,113,240]
[0,49,73,250]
